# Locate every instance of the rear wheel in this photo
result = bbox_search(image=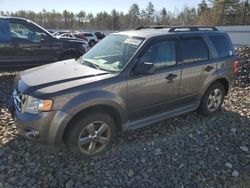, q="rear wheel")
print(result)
[64,112,116,158]
[199,82,225,115]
